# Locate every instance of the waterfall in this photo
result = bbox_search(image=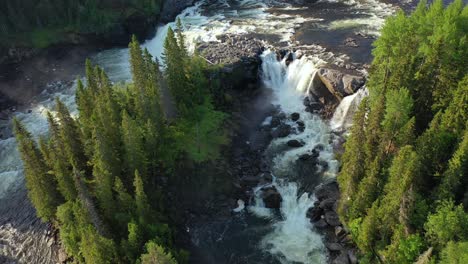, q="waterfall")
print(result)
[330,87,368,132]
[248,49,346,263]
